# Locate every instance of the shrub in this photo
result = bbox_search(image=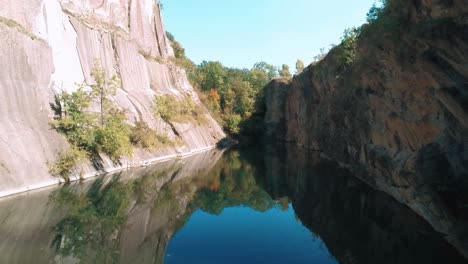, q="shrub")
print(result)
[51,63,133,163]
[130,121,176,149]
[224,114,242,135]
[48,145,88,181]
[336,27,360,69]
[153,95,207,124]
[94,110,132,161]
